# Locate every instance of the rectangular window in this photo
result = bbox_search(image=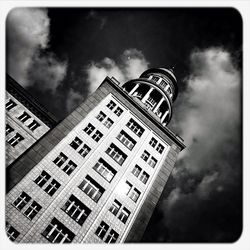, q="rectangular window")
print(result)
[124,181,132,195]
[27,120,40,131]
[129,188,141,203]
[44,179,61,196]
[12,191,31,211]
[109,199,121,216]
[23,201,42,220]
[132,165,142,177]
[34,170,51,187]
[70,137,82,150]
[79,175,105,202]
[6,223,20,242]
[92,130,103,142]
[141,150,150,162]
[93,158,116,182]
[42,218,75,243]
[53,152,68,167]
[103,118,114,129]
[6,124,14,135]
[140,171,150,184]
[96,111,106,122]
[62,195,91,226]
[151,76,159,83]
[118,208,130,224]
[18,111,31,123]
[149,137,158,148]
[148,157,157,168]
[156,143,165,154]
[84,123,95,135]
[114,107,123,117]
[7,133,24,147]
[126,118,145,137]
[117,130,136,150]
[78,144,91,158]
[105,229,119,243]
[95,221,109,240]
[106,143,127,165]
[107,100,116,110]
[6,99,17,111]
[62,160,77,175]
